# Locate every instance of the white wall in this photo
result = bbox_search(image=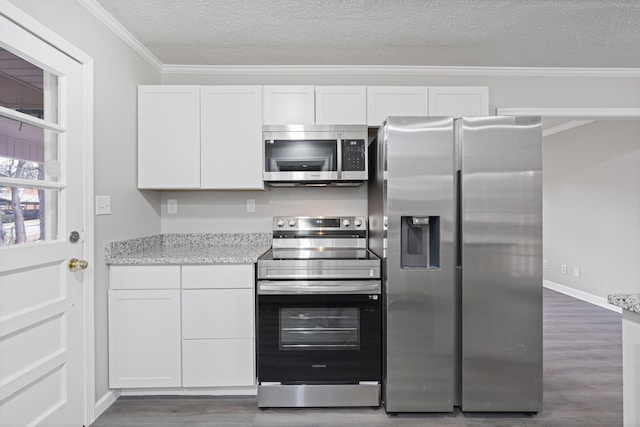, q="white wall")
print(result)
[161,186,367,233]
[543,120,640,298]
[8,0,162,404]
